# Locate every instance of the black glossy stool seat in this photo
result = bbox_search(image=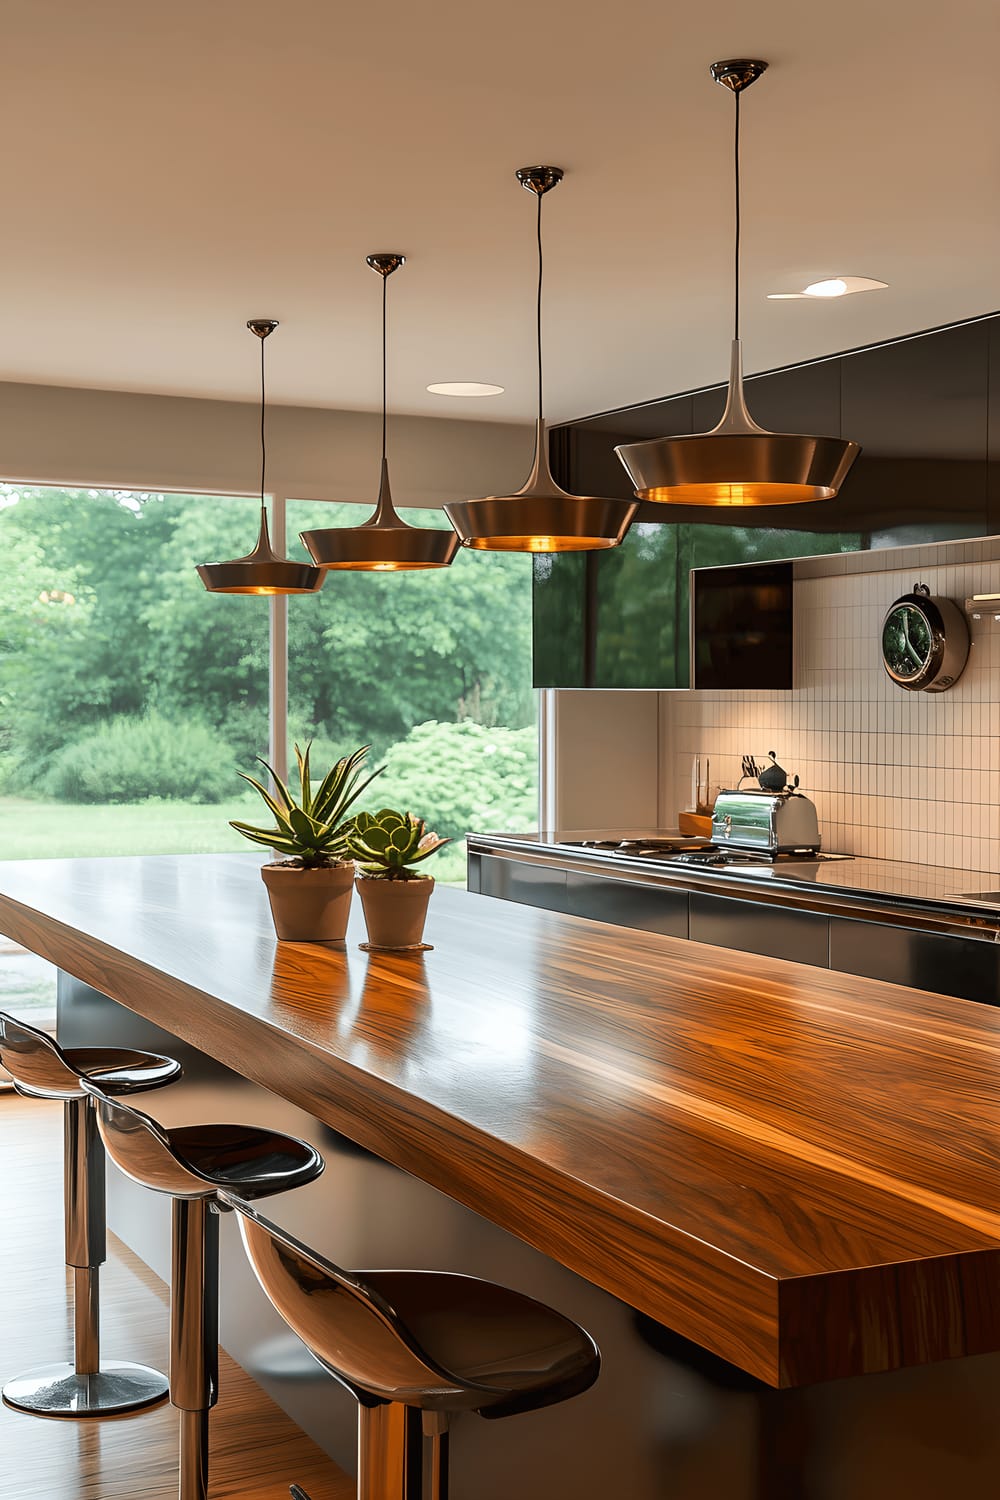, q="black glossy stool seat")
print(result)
[229,1198,601,1500]
[83,1085,324,1500]
[0,1012,181,1420]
